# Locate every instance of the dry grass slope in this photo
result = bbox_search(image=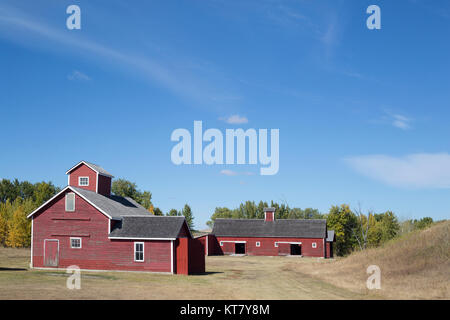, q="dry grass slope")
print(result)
[294,220,450,299]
